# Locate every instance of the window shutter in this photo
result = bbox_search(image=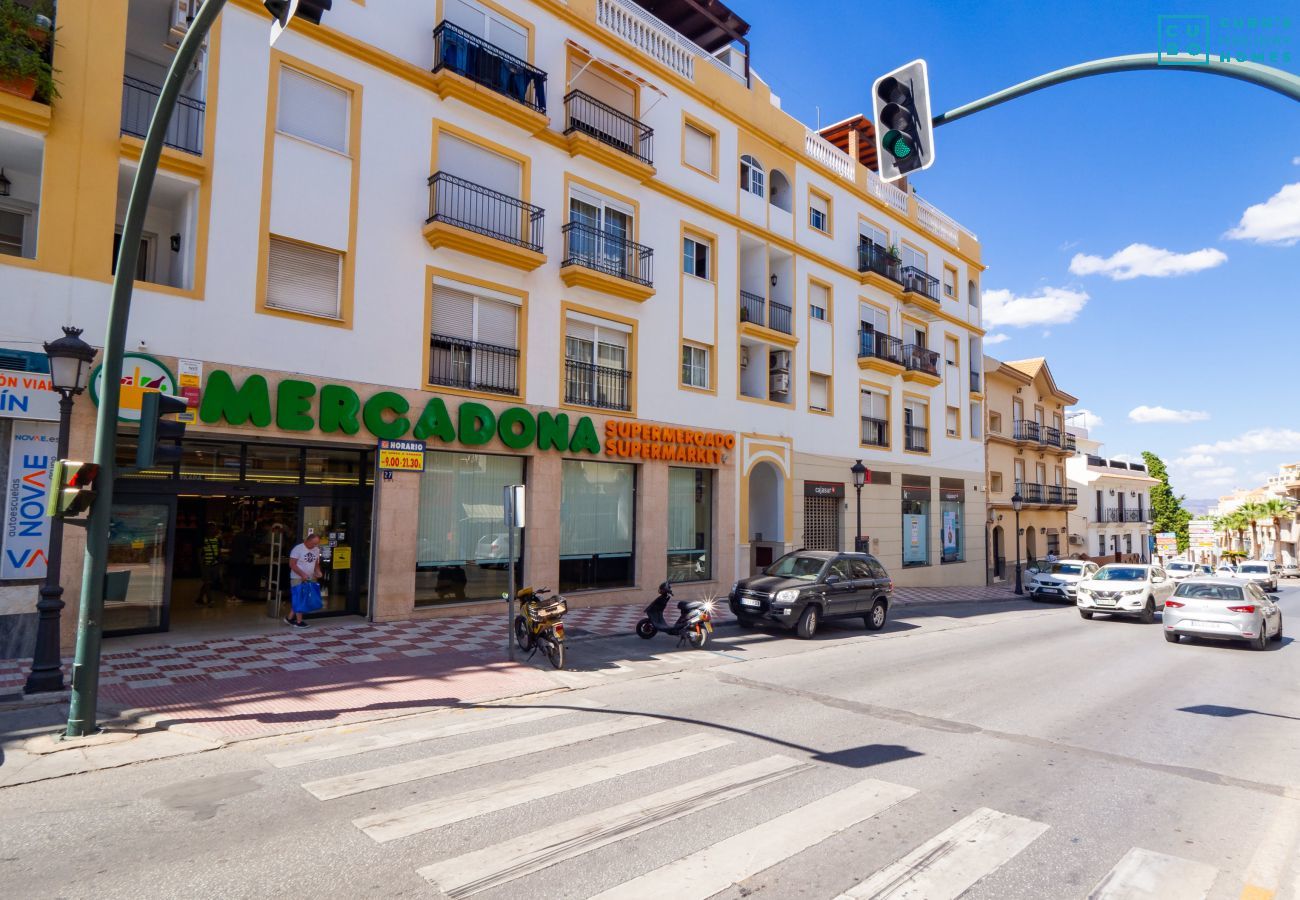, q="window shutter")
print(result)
[277,68,349,154]
[266,238,342,318]
[444,0,487,38]
[430,284,475,341]
[809,282,829,315]
[684,123,713,173]
[438,134,521,198]
[810,193,828,216]
[475,296,518,349]
[810,374,828,410]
